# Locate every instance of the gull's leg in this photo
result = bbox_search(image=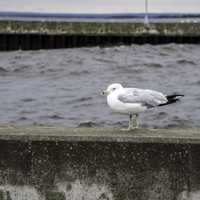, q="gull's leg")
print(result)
[128,114,133,130]
[121,114,139,131]
[120,114,133,131]
[128,114,139,130]
[134,114,139,129]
